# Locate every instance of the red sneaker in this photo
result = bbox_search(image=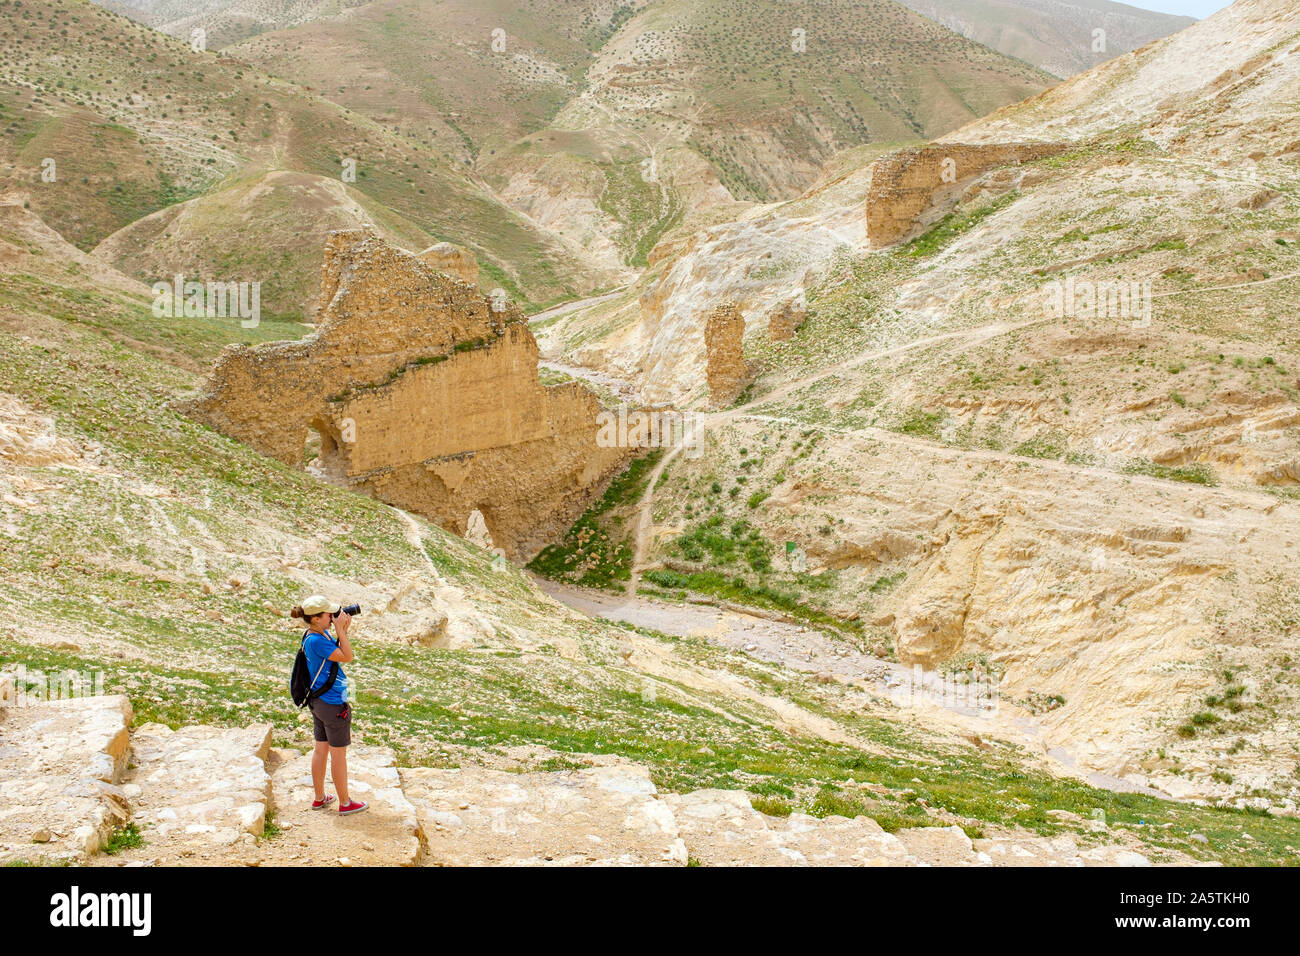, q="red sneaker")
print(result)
[312,795,336,810]
[338,800,368,816]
